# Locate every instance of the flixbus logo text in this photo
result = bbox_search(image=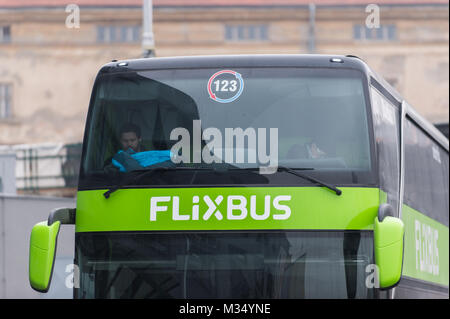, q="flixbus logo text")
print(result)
[150,195,292,222]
